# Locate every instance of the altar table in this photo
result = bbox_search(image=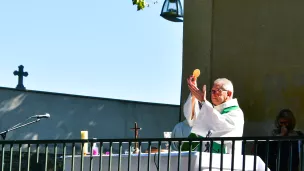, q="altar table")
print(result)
[63,151,270,171]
